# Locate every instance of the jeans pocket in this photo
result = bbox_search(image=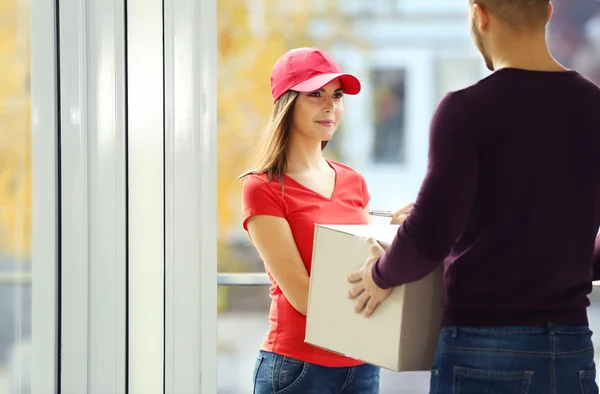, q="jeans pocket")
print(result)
[252,353,264,390]
[453,366,534,394]
[274,355,308,393]
[579,369,599,394]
